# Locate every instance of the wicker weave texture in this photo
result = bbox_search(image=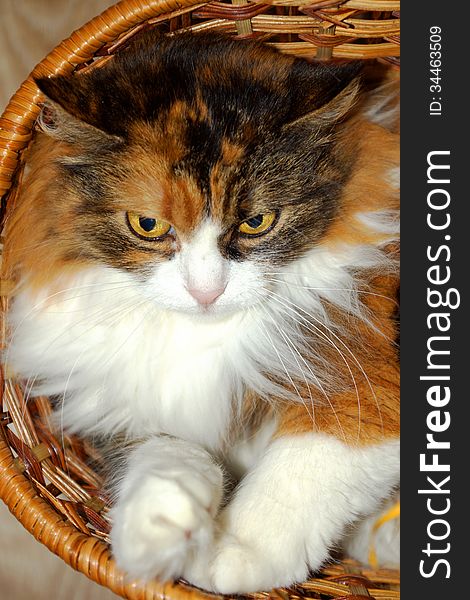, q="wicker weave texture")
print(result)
[0,1,400,598]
